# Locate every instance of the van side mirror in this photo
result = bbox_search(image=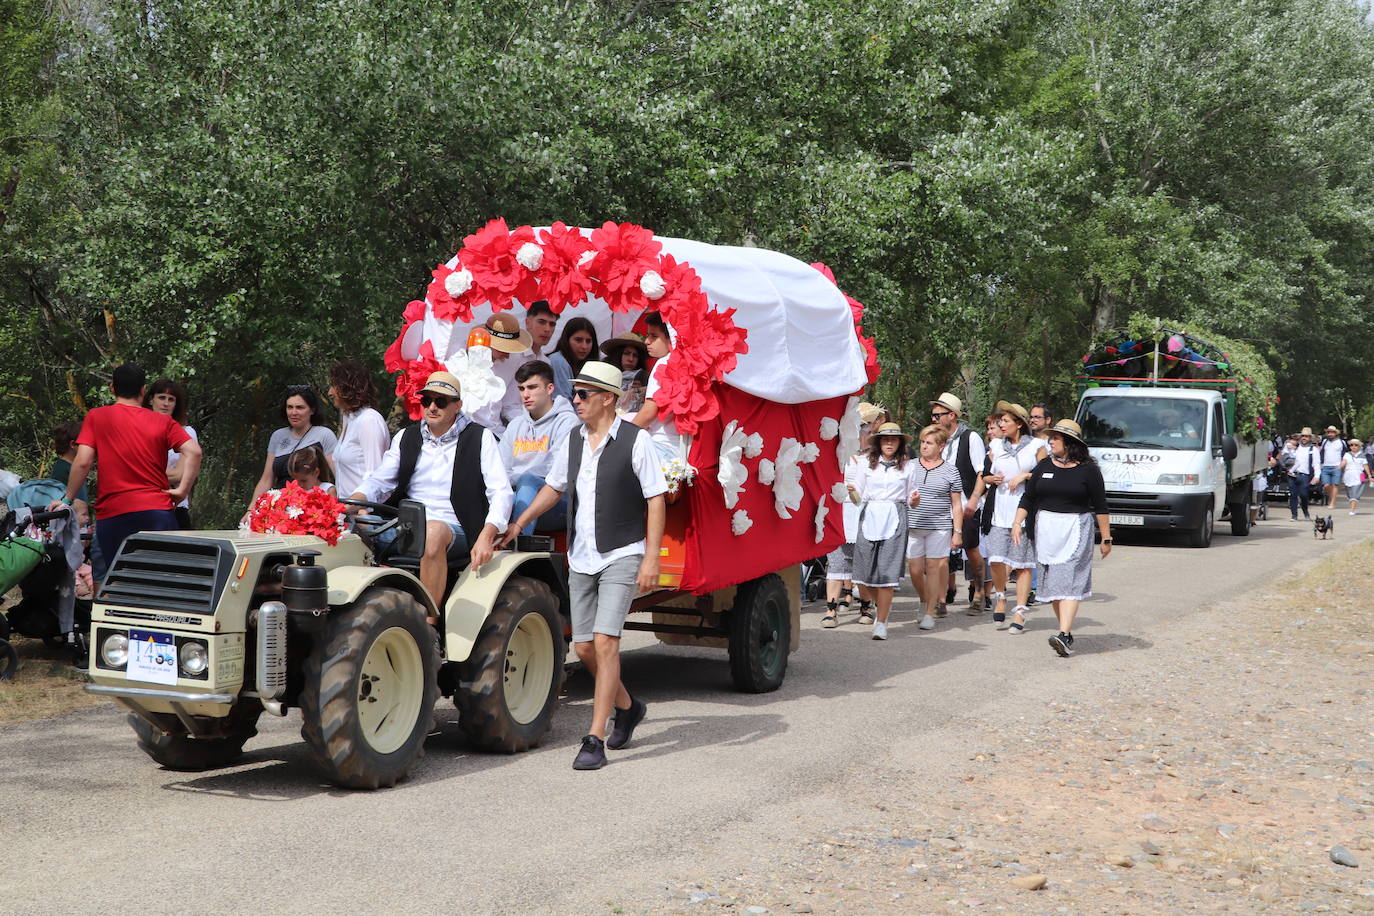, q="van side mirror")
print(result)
[1221,435,1238,462]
